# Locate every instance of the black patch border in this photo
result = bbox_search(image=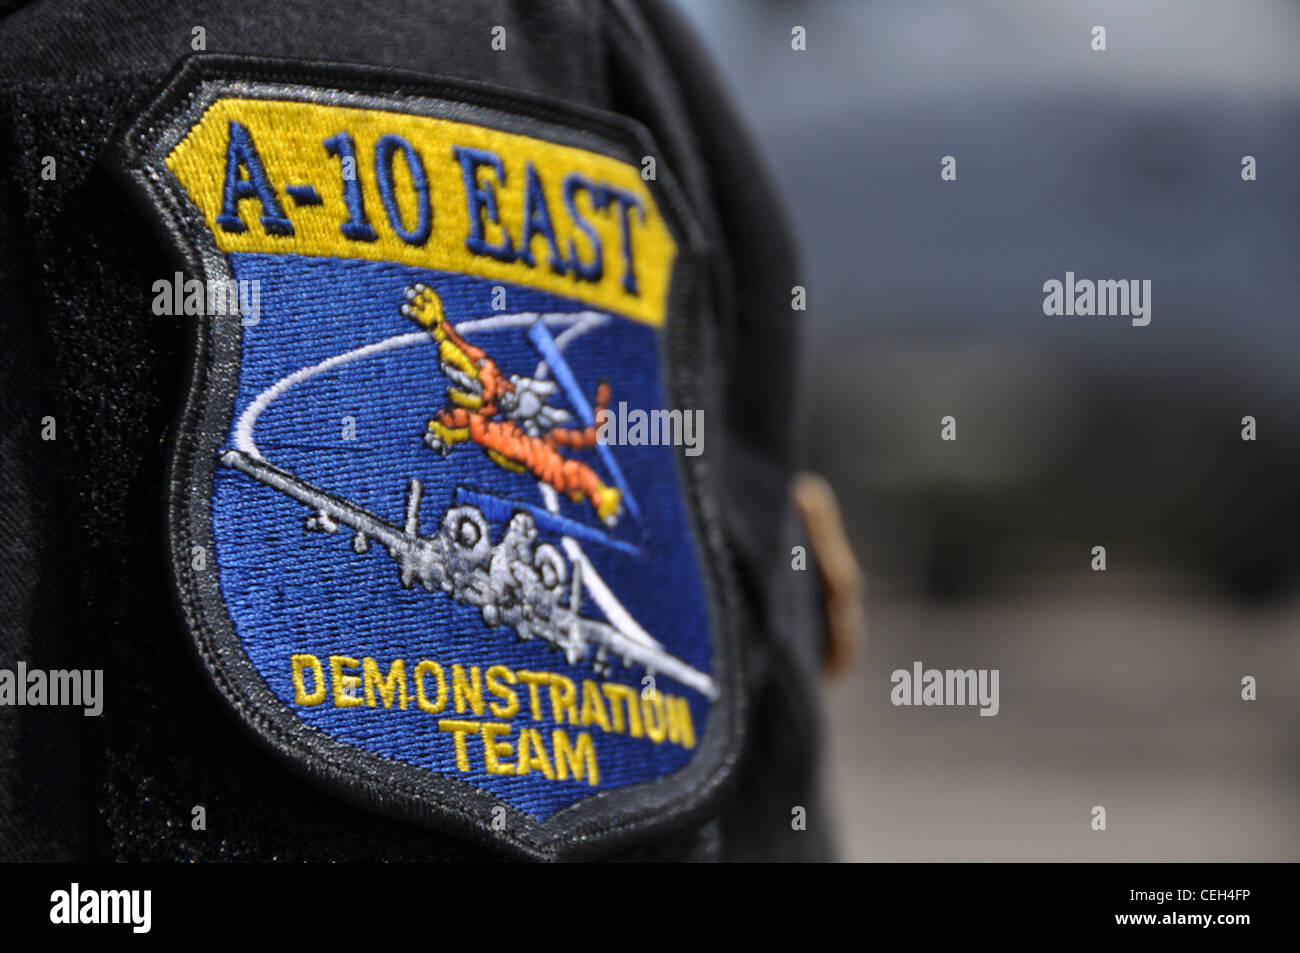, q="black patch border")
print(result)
[114,54,744,861]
